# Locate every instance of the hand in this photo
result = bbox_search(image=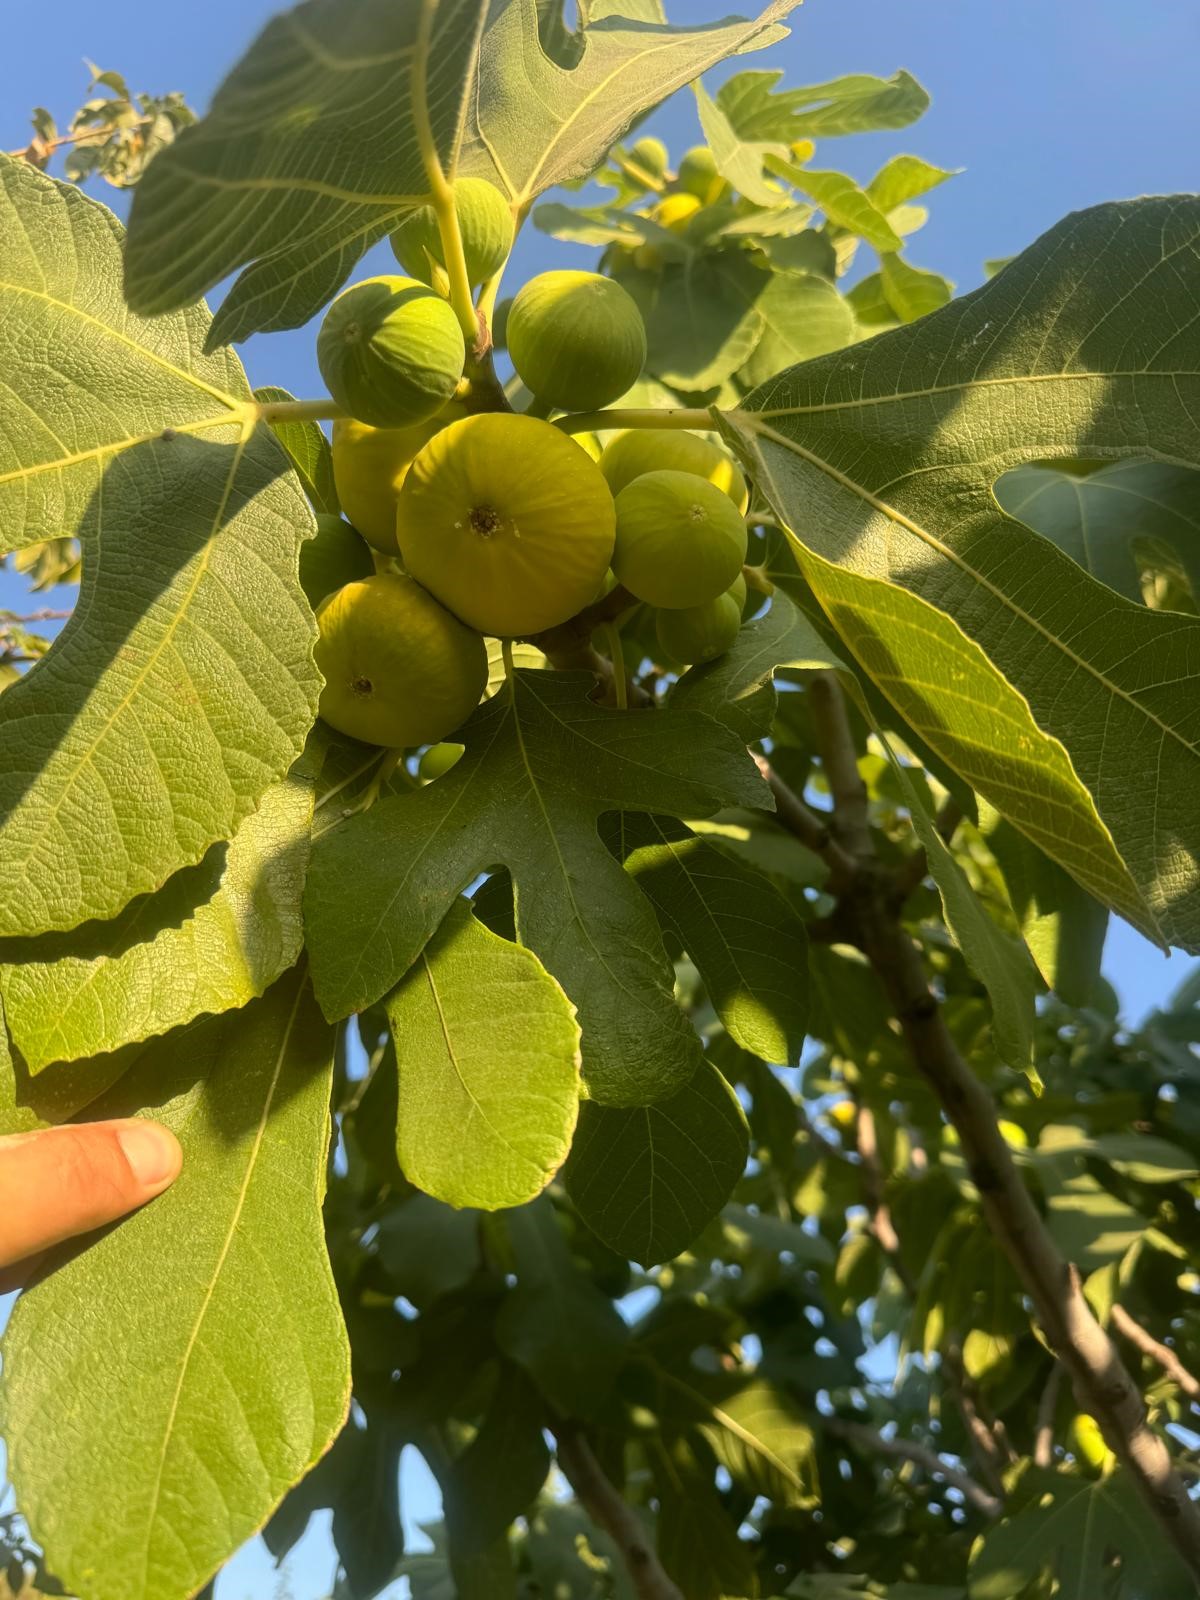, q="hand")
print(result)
[0,1121,182,1289]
